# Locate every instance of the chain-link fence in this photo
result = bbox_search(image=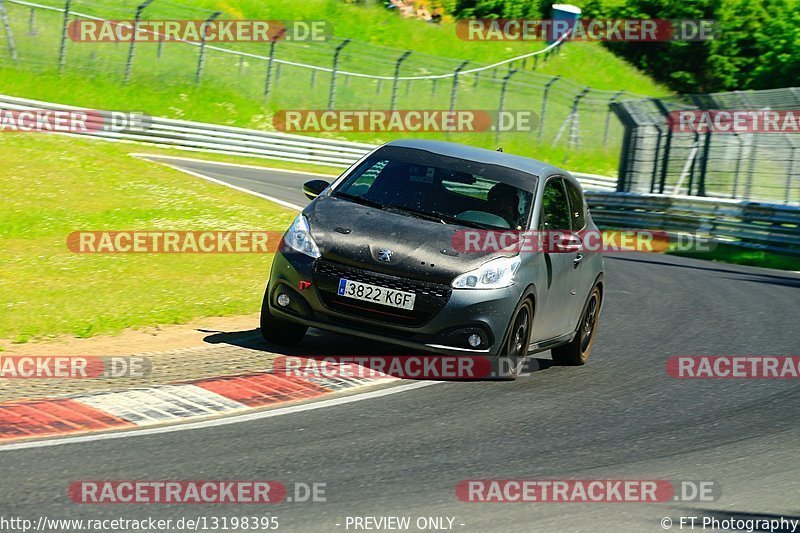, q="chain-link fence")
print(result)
[0,0,640,164]
[612,89,800,205]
